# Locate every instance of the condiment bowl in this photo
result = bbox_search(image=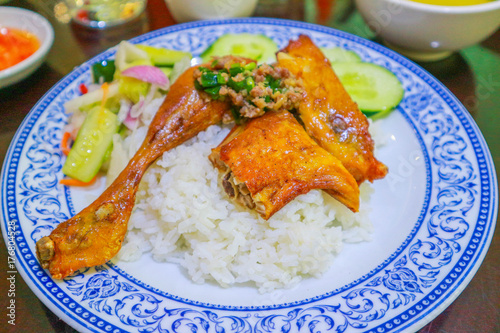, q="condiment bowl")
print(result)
[164,0,258,23]
[0,7,54,88]
[354,0,500,61]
